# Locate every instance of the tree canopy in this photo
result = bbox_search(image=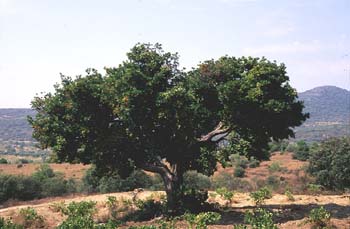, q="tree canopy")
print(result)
[29,43,308,211]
